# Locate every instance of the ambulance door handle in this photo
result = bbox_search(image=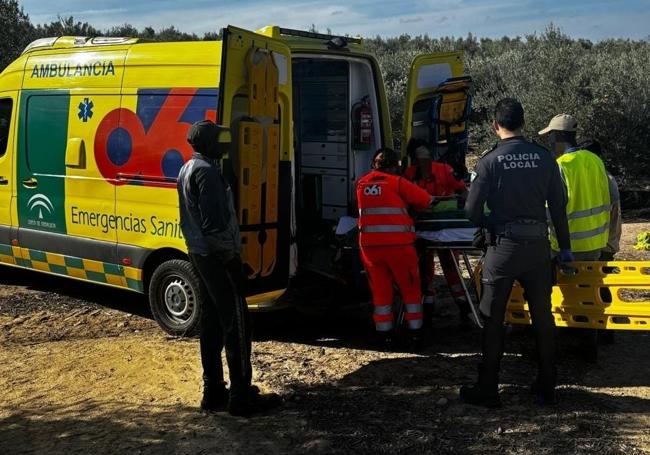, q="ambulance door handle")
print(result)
[22,177,38,188]
[0,177,7,185]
